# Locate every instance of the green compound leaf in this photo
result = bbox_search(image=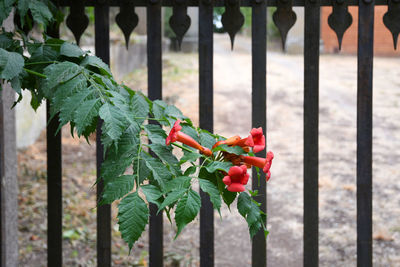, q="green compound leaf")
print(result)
[237,192,266,239]
[205,161,233,174]
[175,189,201,237]
[29,0,53,27]
[131,93,149,124]
[148,143,181,176]
[59,89,93,127]
[180,150,201,164]
[151,100,169,126]
[42,61,83,98]
[117,192,149,251]
[199,179,221,213]
[144,124,167,145]
[164,176,192,193]
[0,48,24,80]
[158,188,187,213]
[199,130,216,149]
[212,144,245,155]
[60,42,86,58]
[74,98,101,136]
[145,158,172,190]
[80,55,112,77]
[100,175,135,205]
[99,102,127,145]
[141,184,163,207]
